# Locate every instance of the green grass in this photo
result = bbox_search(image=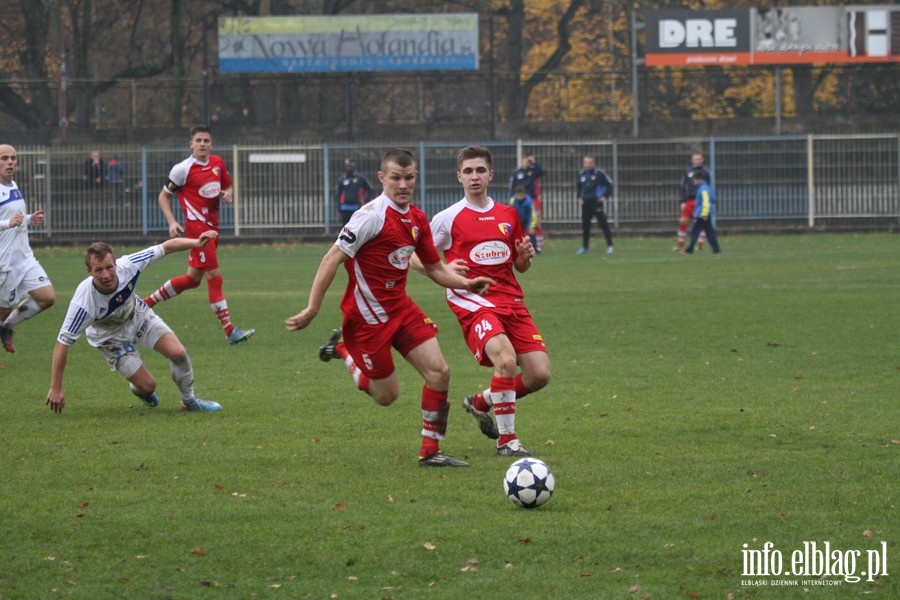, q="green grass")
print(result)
[1,233,897,599]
